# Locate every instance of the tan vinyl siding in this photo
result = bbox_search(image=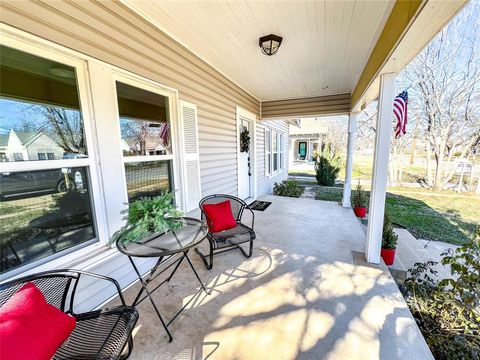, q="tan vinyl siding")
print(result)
[261,93,351,119]
[0,0,260,199]
[256,120,289,196]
